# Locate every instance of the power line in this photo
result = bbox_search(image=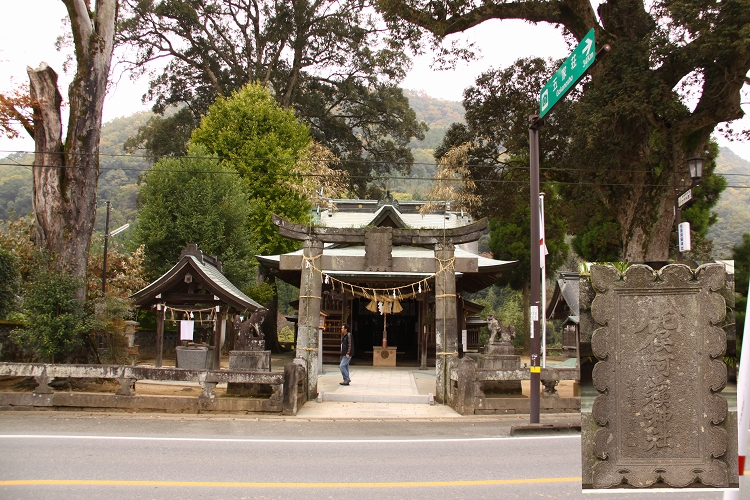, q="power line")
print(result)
[4,149,746,177]
[2,161,750,189]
